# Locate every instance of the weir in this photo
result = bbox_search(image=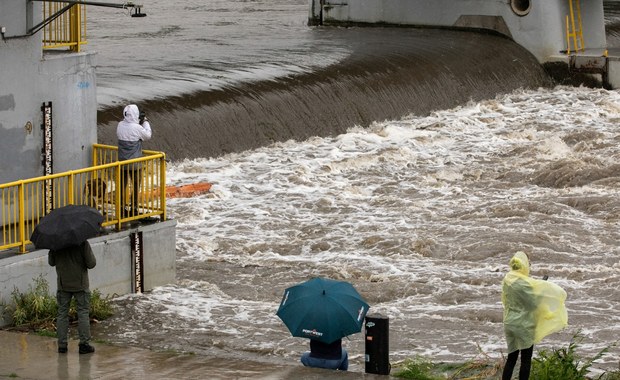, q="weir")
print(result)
[309,0,620,89]
[96,28,553,161]
[94,2,620,162]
